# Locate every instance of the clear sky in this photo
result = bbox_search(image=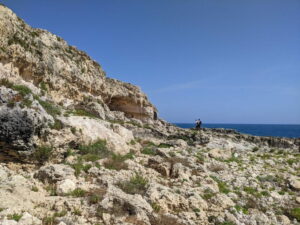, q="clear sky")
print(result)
[2,0,300,124]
